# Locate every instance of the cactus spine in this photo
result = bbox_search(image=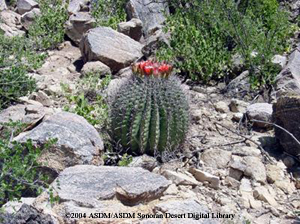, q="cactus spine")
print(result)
[110,61,189,155]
